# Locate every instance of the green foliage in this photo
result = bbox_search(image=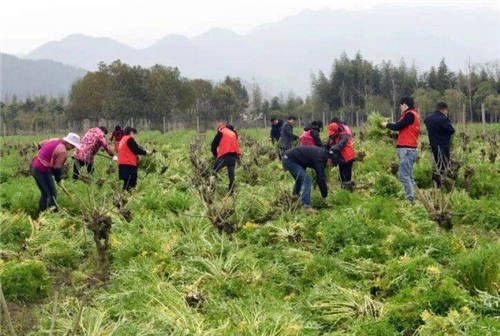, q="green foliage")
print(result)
[366,112,389,140]
[373,174,400,197]
[0,260,51,301]
[0,212,32,246]
[453,245,499,293]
